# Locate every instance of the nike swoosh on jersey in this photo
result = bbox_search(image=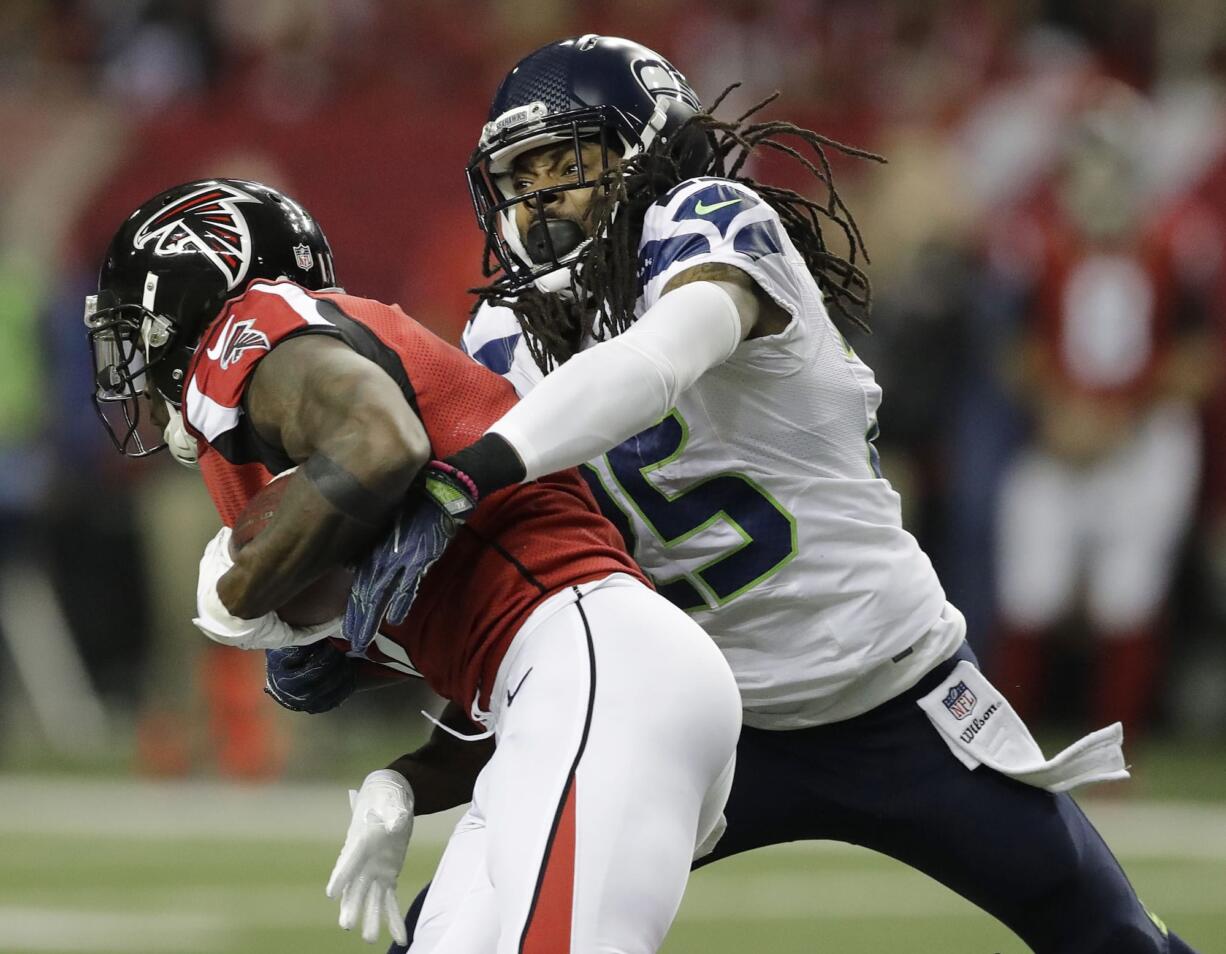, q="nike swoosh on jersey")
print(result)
[694,198,743,215]
[506,667,534,707]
